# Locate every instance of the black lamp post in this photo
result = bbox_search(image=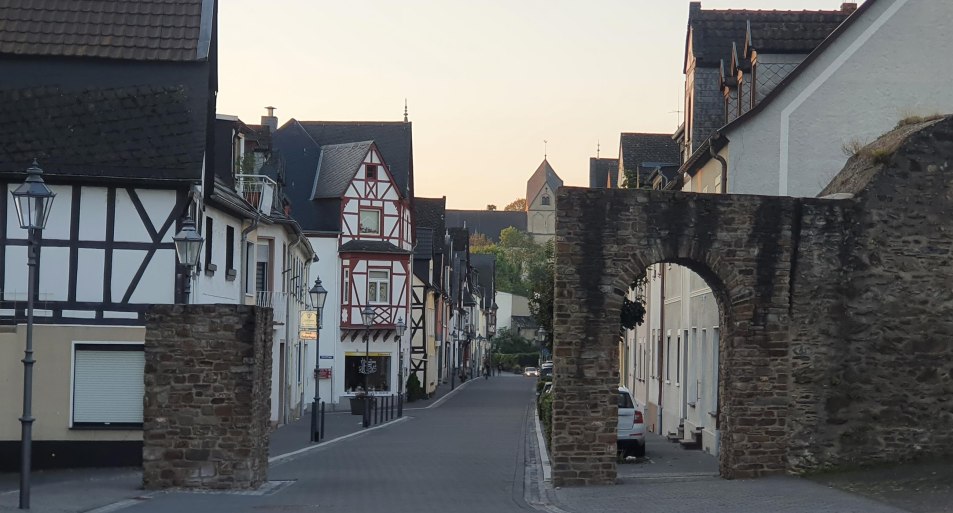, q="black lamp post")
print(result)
[361,304,374,427]
[309,276,327,442]
[12,160,56,510]
[395,317,406,399]
[172,216,204,302]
